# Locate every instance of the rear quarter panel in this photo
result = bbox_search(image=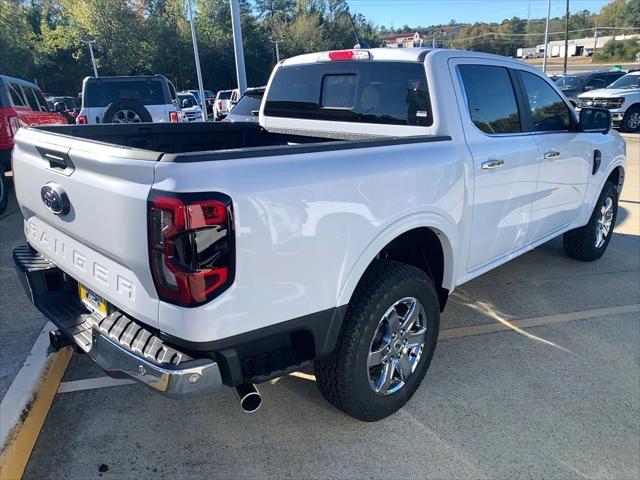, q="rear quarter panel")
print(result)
[152,139,467,343]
